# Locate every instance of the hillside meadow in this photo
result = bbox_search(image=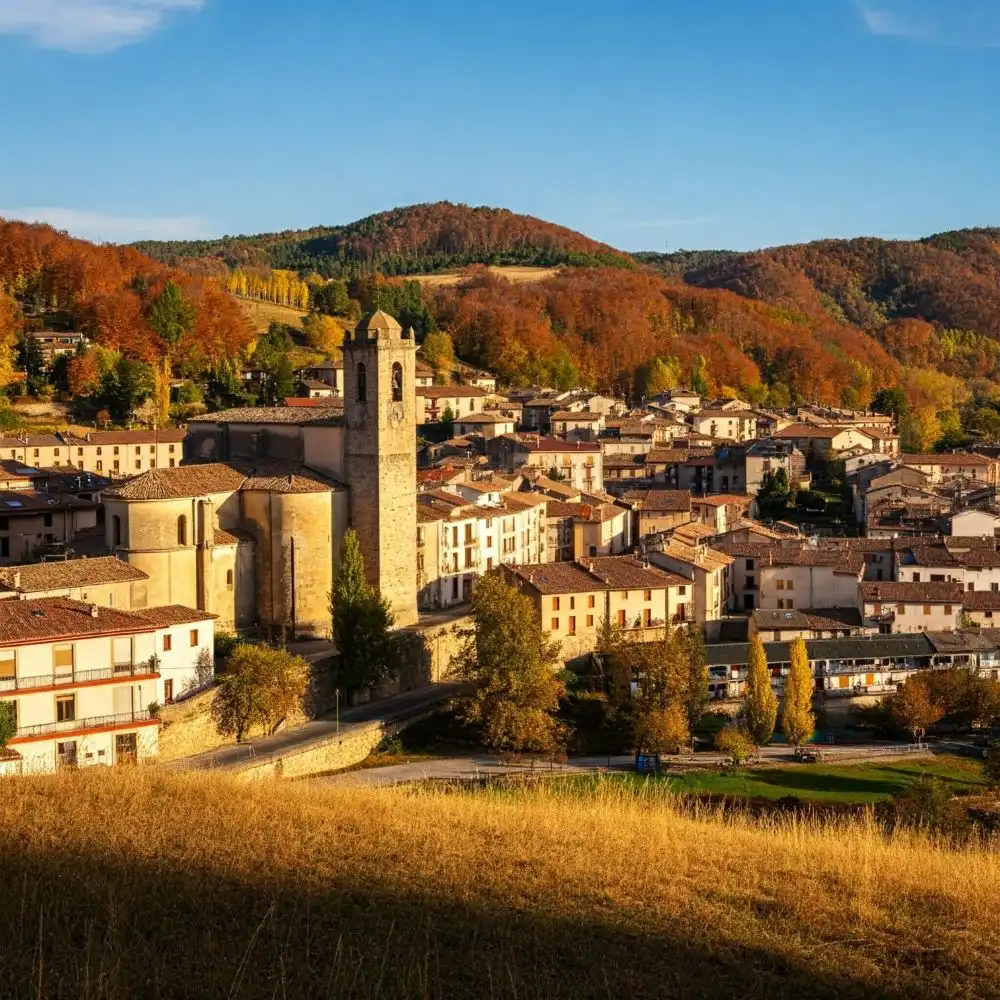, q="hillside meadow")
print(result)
[0,770,998,999]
